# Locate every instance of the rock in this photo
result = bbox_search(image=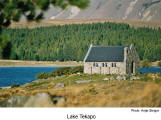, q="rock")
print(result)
[54,83,64,89]
[104,78,109,81]
[77,72,81,75]
[51,96,66,106]
[76,80,93,84]
[116,75,126,80]
[0,96,30,107]
[110,77,115,80]
[130,76,140,80]
[0,93,66,107]
[24,93,54,107]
